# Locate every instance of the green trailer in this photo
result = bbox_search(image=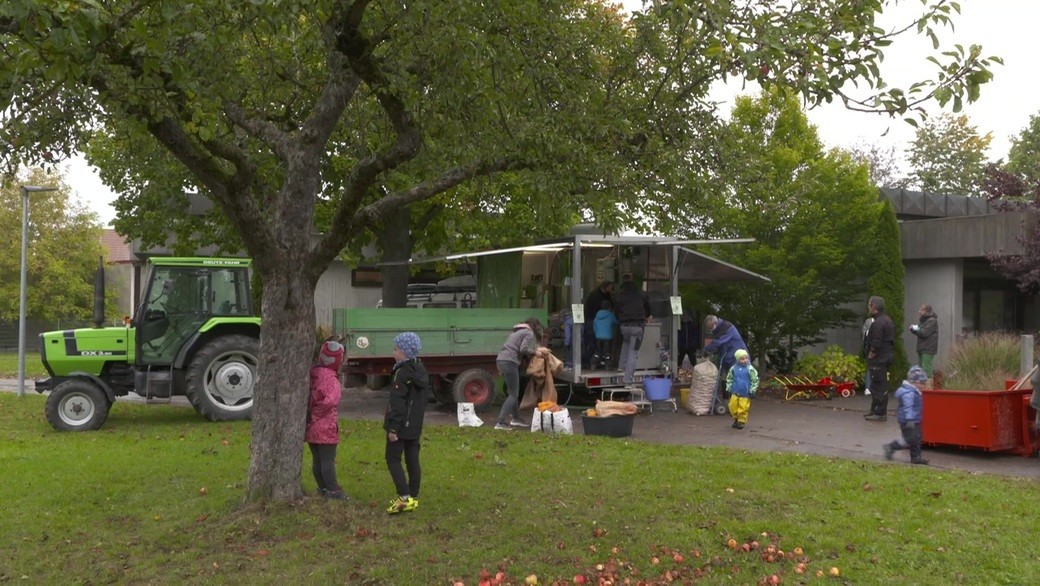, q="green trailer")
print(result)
[334,307,547,411]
